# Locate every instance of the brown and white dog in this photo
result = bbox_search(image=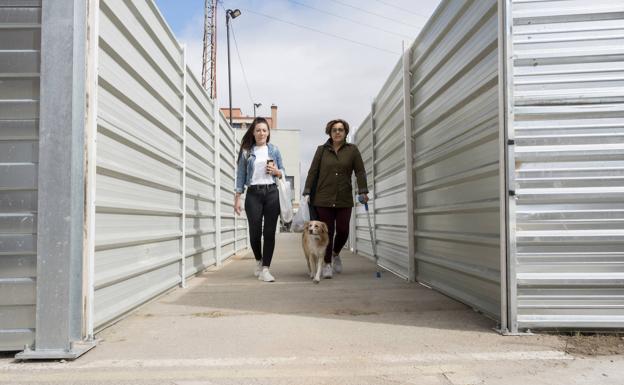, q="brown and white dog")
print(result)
[302,221,329,283]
